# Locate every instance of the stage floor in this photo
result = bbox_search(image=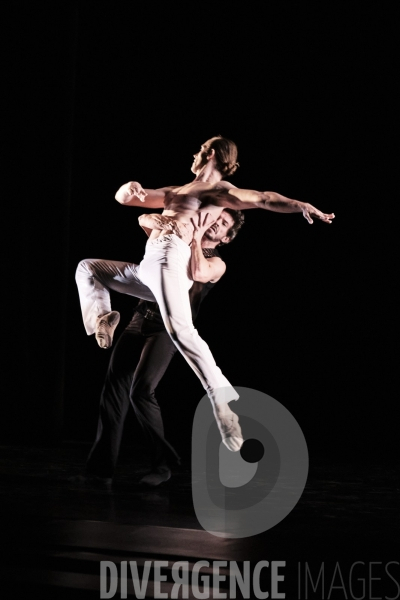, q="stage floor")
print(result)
[0,444,398,598]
